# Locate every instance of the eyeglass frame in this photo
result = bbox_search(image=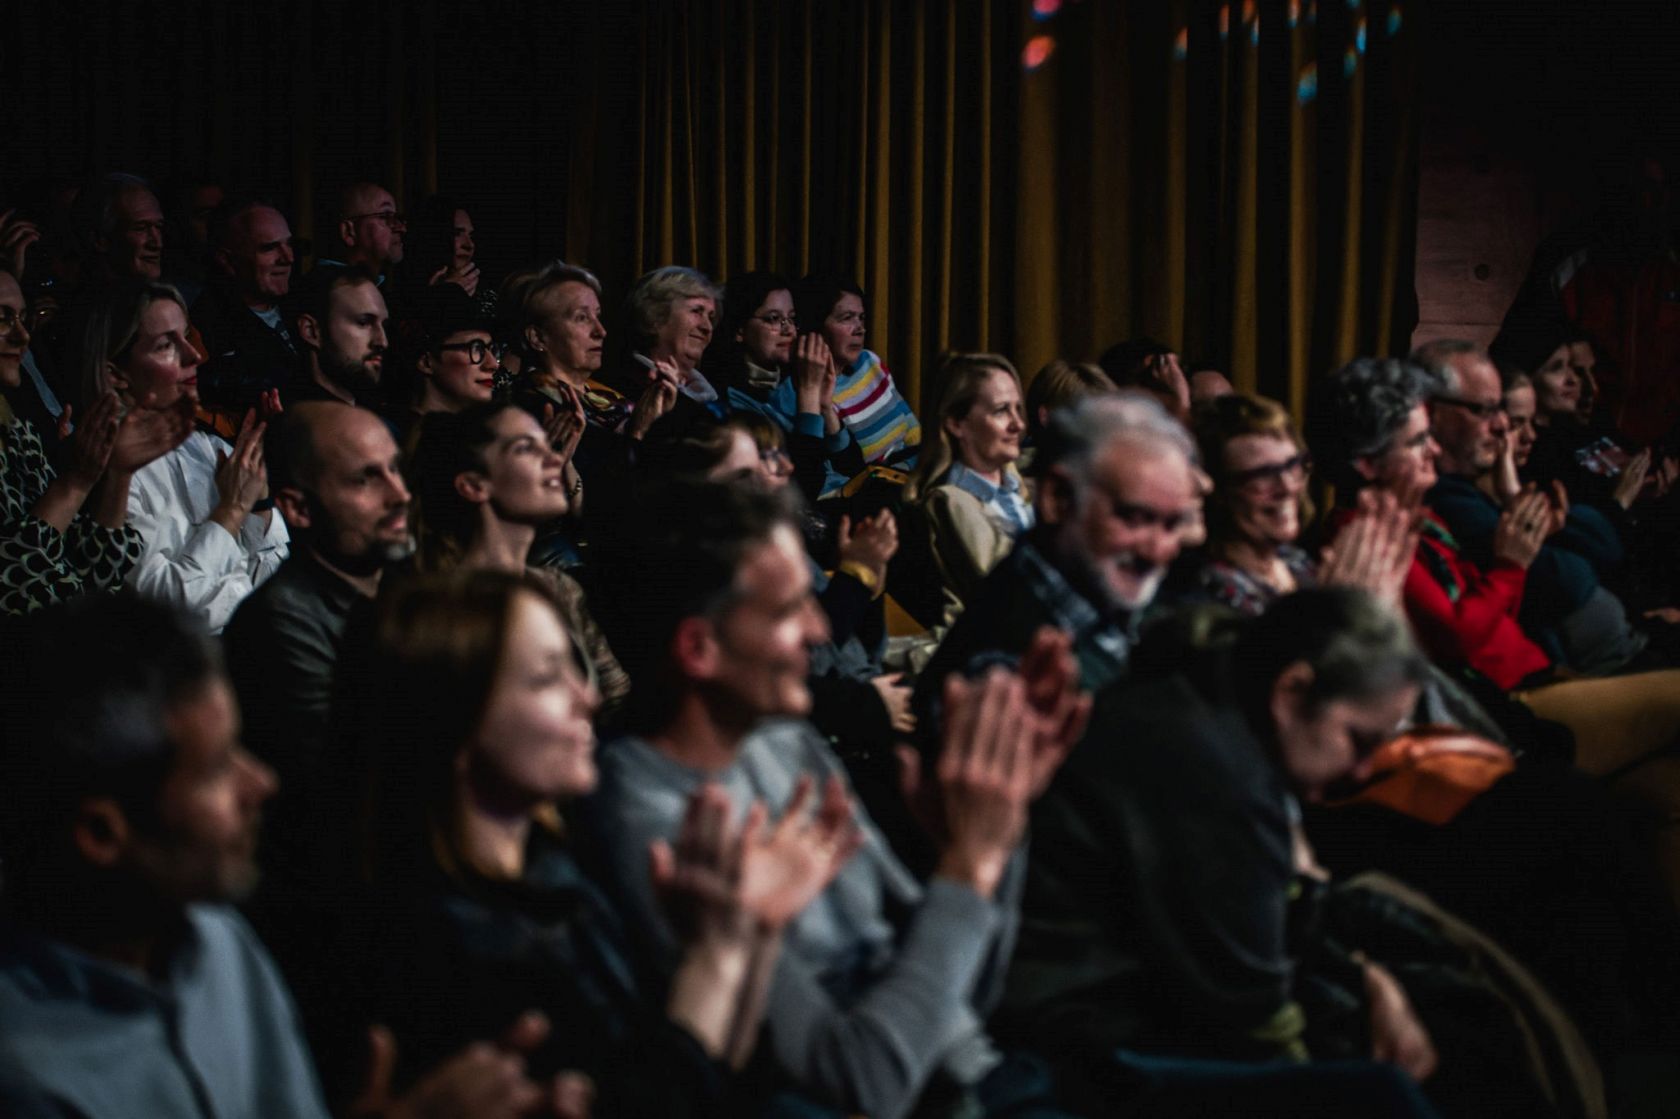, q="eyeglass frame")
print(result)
[1434,396,1505,421]
[1226,451,1313,490]
[751,313,798,332]
[436,338,506,364]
